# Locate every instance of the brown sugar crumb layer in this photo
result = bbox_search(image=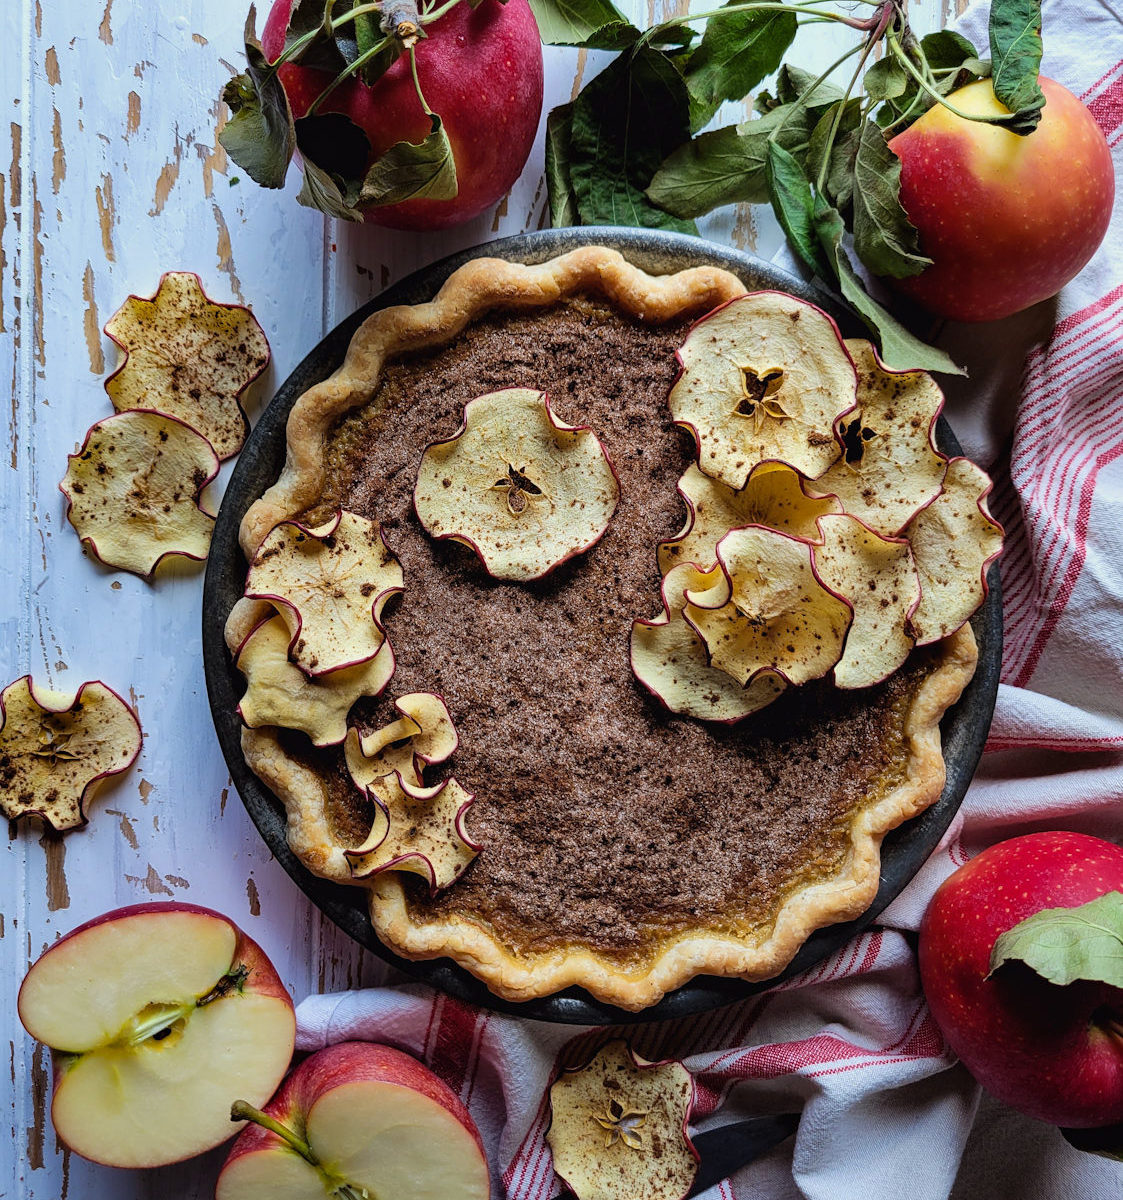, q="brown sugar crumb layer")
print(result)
[298,298,939,959]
